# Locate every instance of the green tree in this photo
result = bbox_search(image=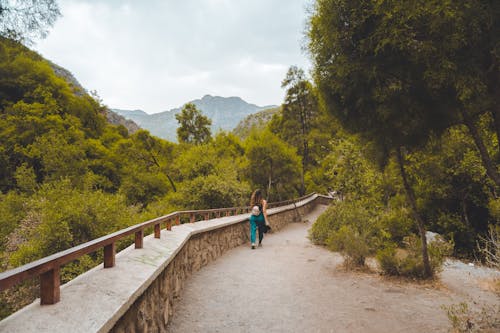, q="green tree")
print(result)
[0,0,60,44]
[243,129,301,201]
[308,0,477,276]
[276,66,319,196]
[175,103,212,144]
